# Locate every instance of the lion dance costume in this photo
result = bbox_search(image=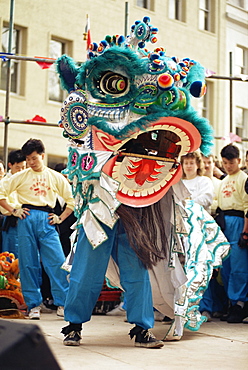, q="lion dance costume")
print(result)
[56,17,229,346]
